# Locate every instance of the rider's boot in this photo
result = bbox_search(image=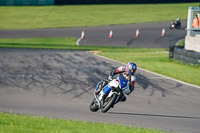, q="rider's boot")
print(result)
[100,94,106,106]
[120,95,126,102]
[114,94,126,104]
